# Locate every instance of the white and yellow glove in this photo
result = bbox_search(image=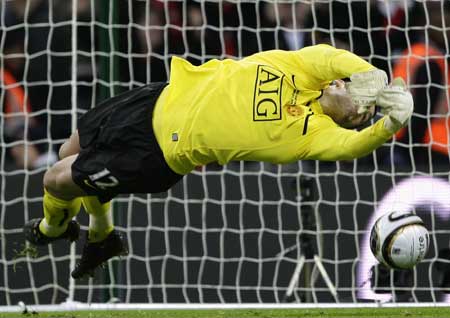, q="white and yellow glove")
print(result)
[376,77,414,133]
[346,69,388,114]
